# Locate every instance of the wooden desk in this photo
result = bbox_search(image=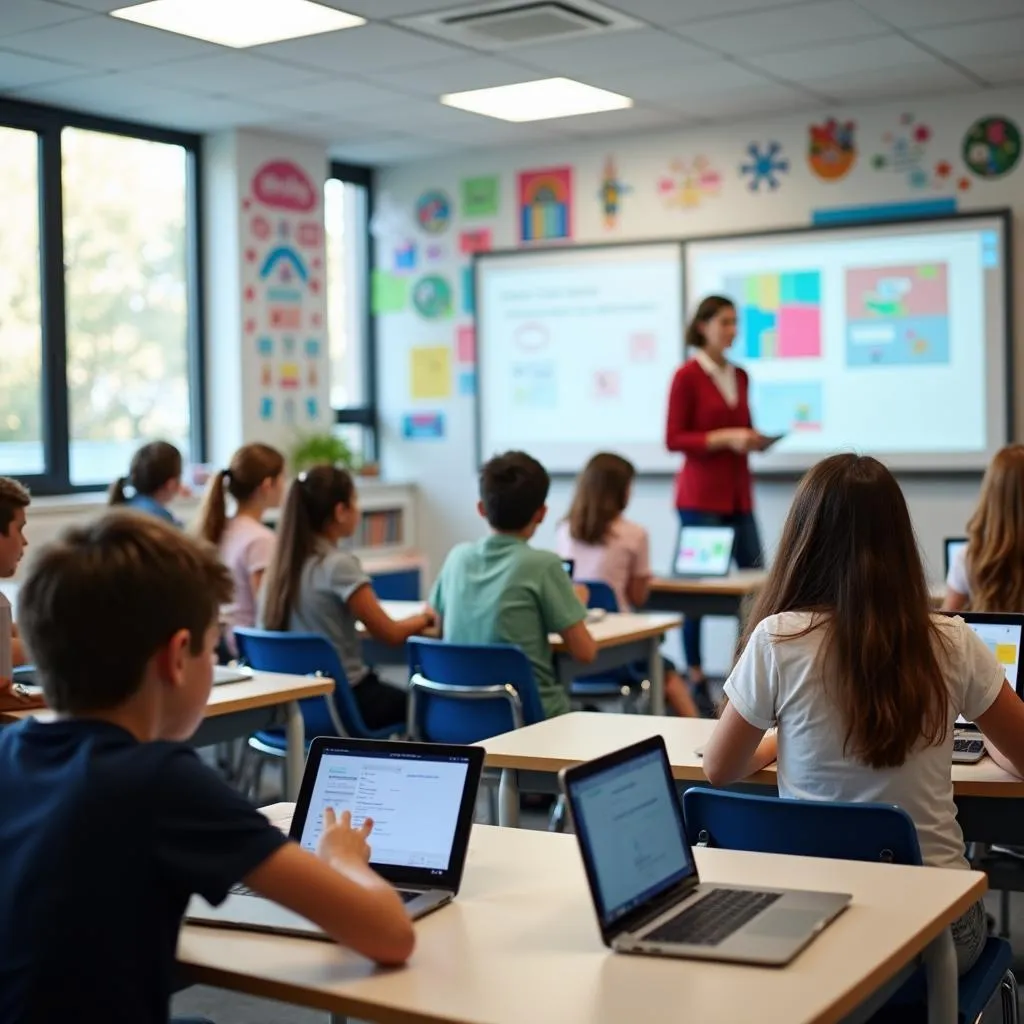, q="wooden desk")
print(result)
[179,818,979,1024]
[0,672,333,801]
[646,570,767,620]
